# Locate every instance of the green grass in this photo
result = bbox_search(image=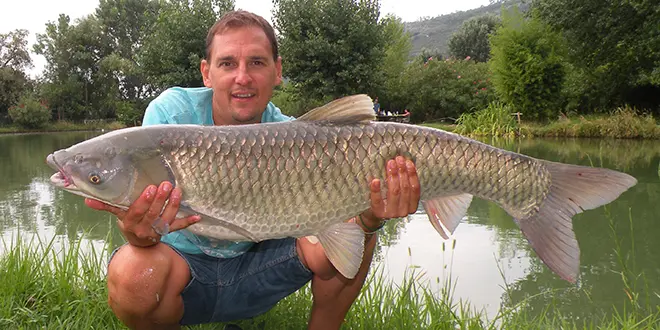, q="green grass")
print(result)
[528,106,660,139]
[425,105,660,139]
[0,233,122,329]
[0,120,126,134]
[1,215,659,329]
[454,102,520,138]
